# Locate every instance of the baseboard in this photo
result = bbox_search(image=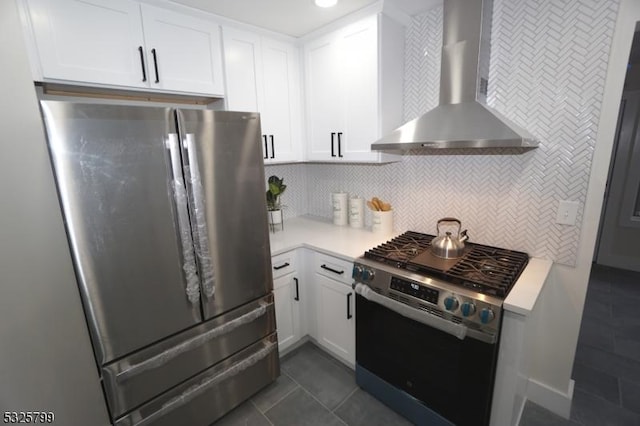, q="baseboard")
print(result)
[525,378,575,419]
[513,396,527,426]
